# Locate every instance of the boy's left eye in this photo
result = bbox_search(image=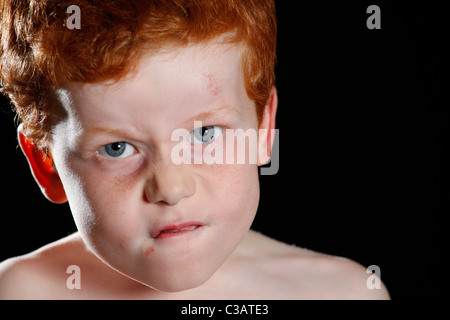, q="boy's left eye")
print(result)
[98,142,136,159]
[190,126,223,144]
